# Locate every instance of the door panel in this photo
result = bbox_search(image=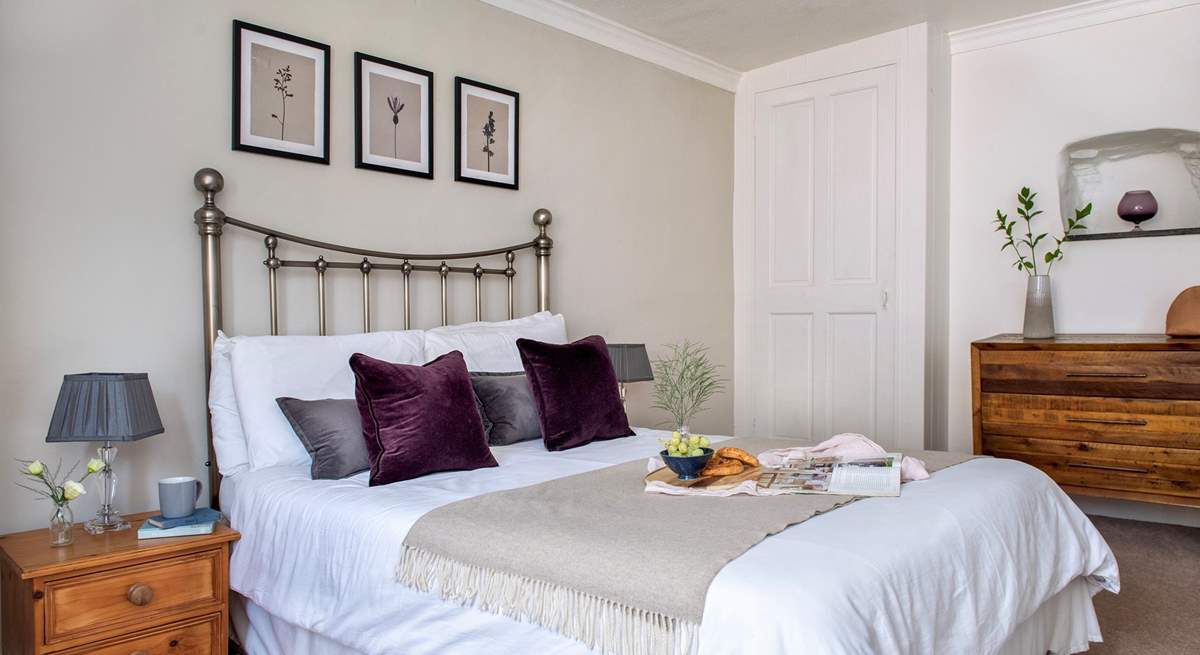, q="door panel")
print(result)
[828,312,878,437]
[768,99,815,287]
[769,313,815,440]
[752,65,897,447]
[830,86,878,283]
